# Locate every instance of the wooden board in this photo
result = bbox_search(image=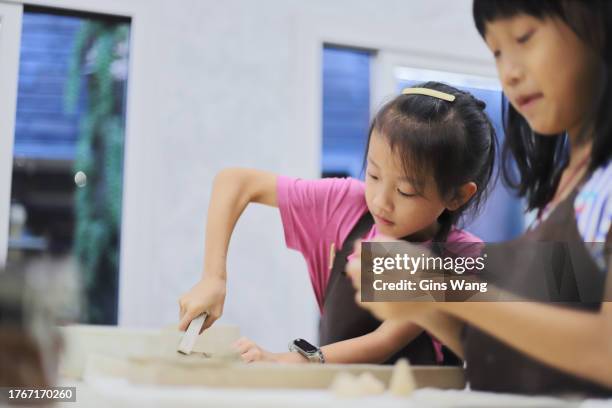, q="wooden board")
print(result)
[60,324,240,379]
[83,354,465,390]
[62,325,466,390]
